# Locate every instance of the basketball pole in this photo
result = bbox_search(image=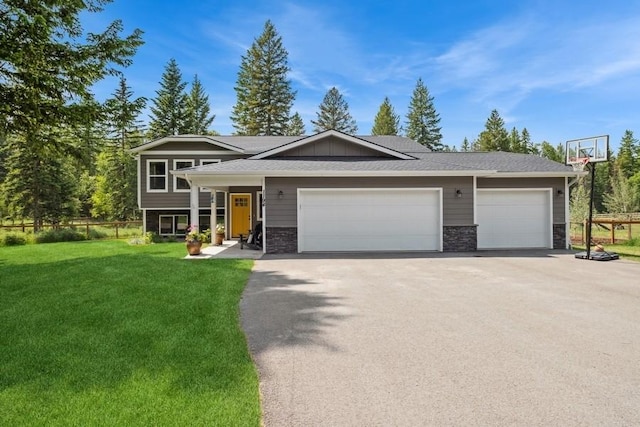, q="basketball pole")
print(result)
[585,161,596,260]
